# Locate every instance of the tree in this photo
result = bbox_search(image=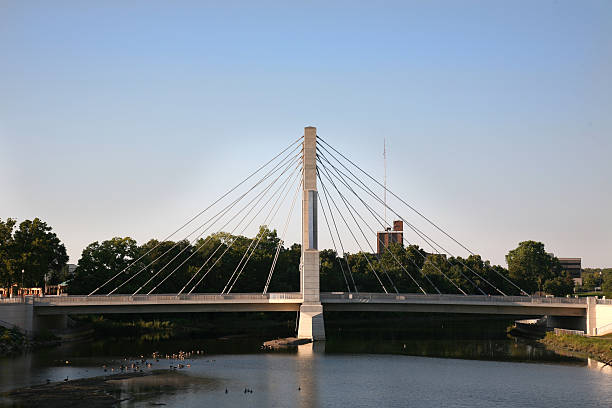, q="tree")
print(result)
[543,274,575,297]
[506,241,559,294]
[320,249,346,292]
[581,270,601,291]
[11,218,68,287]
[0,218,17,287]
[602,270,612,295]
[68,237,140,295]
